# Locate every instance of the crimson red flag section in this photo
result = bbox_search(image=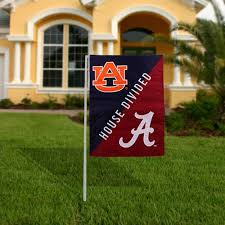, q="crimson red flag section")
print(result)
[90,55,164,157]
